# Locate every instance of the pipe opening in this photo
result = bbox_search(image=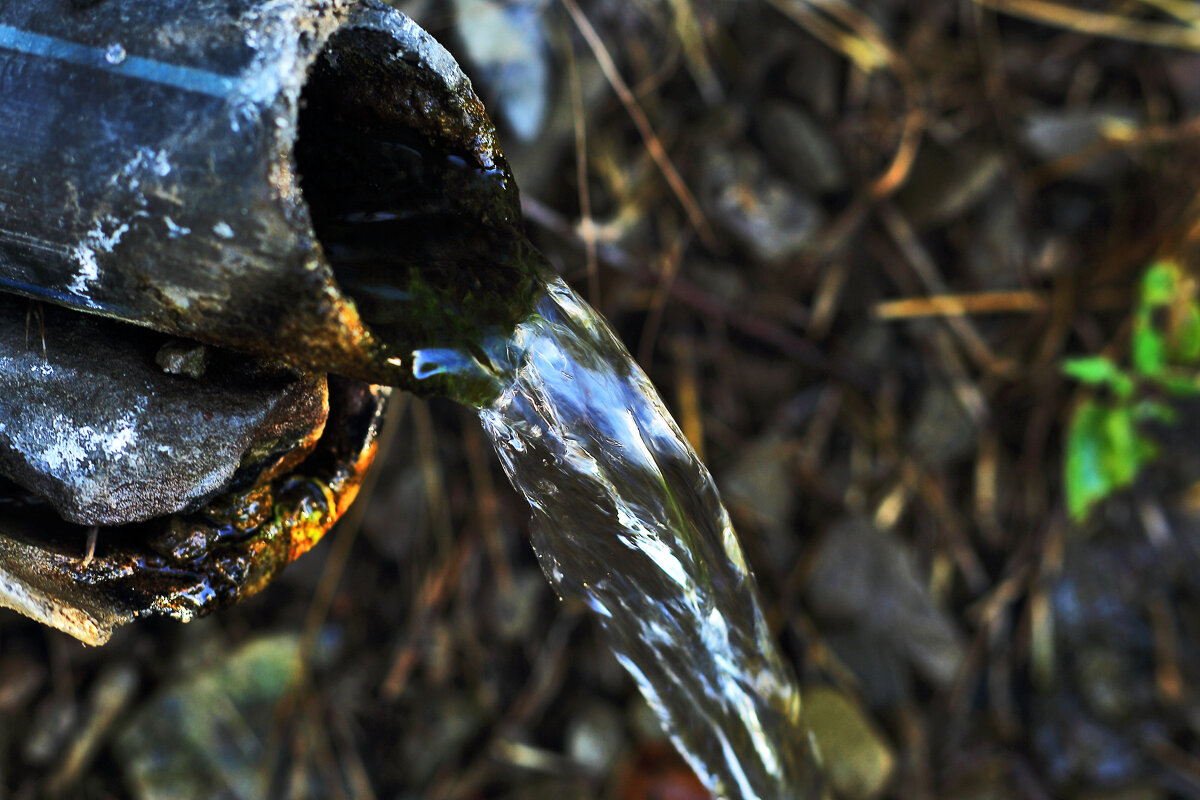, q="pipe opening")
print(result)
[296,27,533,360]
